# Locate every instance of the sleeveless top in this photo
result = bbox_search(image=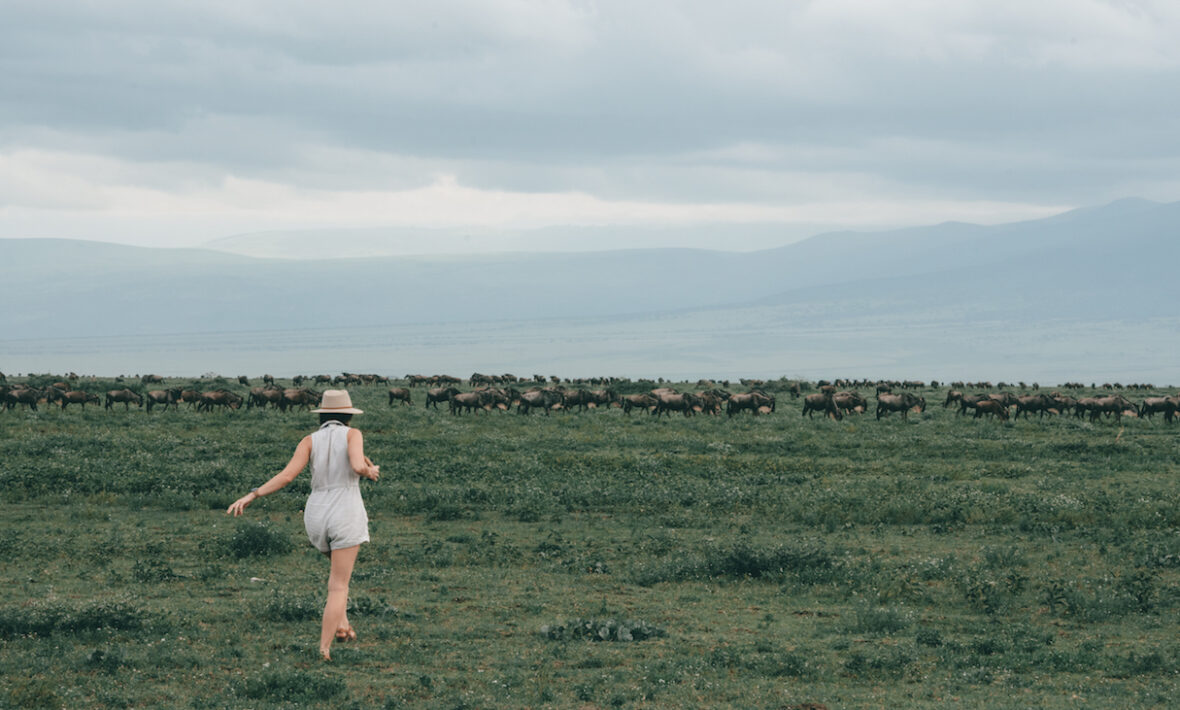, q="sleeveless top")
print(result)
[310,420,361,492]
[303,420,369,552]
